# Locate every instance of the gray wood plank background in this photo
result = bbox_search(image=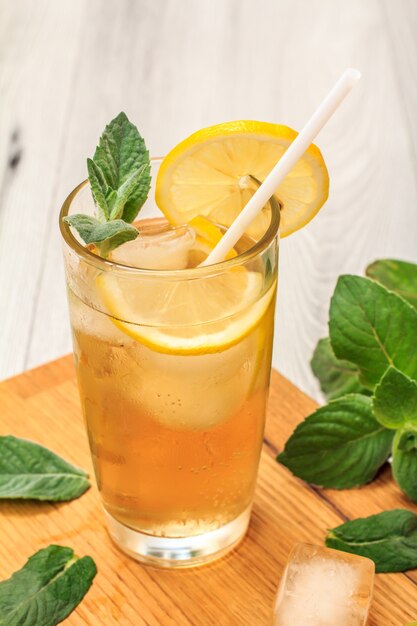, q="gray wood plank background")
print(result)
[1,0,416,399]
